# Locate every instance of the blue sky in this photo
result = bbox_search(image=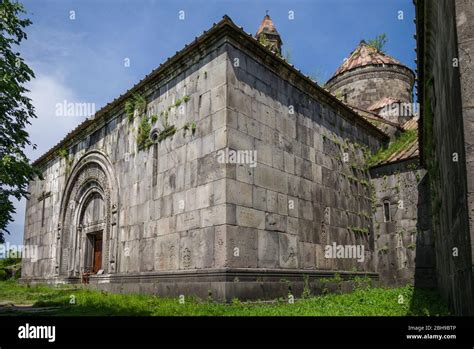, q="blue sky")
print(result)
[5,0,416,246]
